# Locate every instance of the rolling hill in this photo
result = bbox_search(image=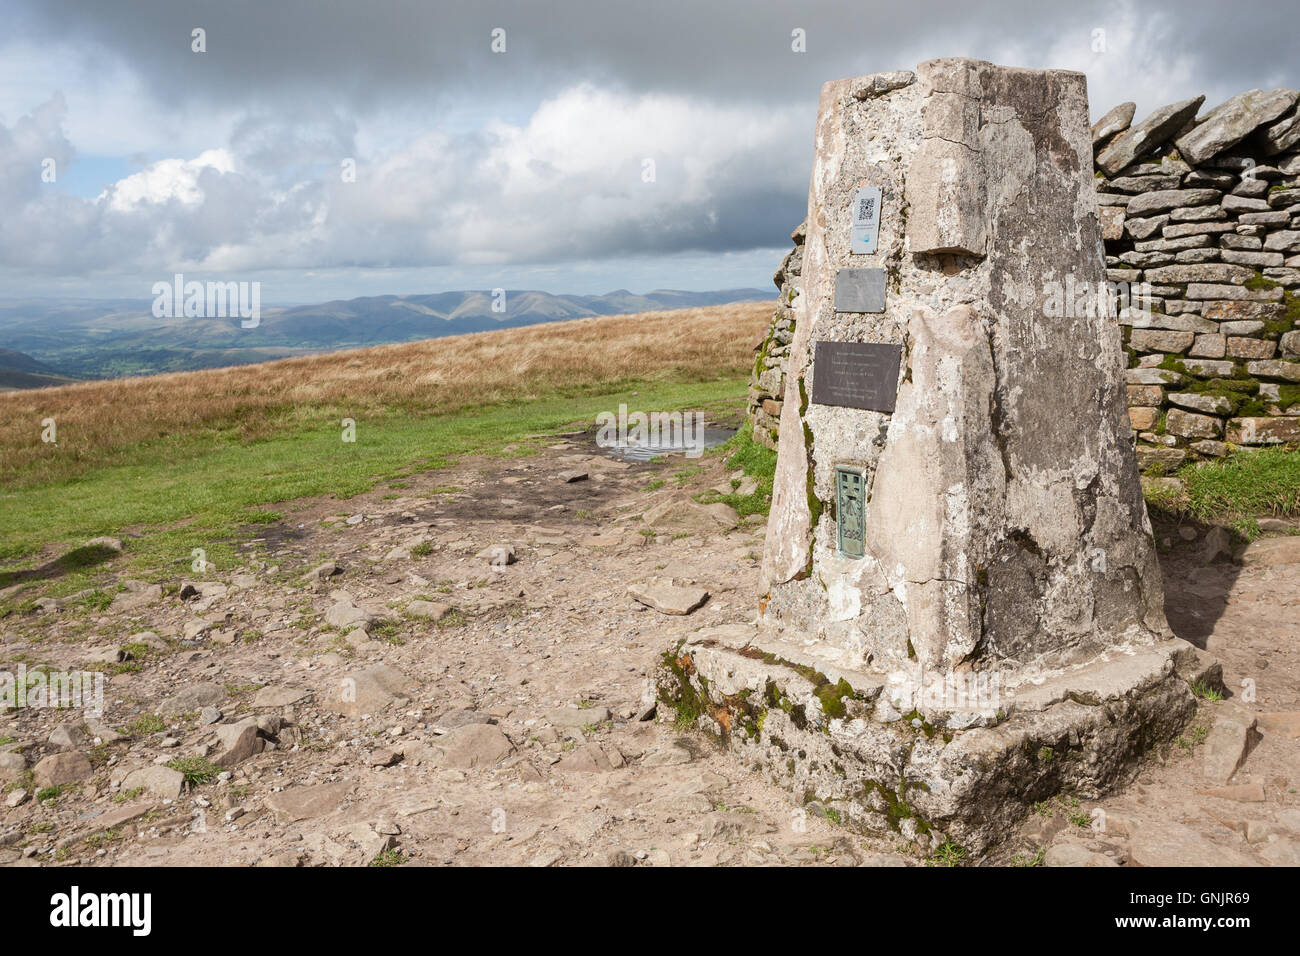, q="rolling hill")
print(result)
[0,348,80,390]
[0,287,772,381]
